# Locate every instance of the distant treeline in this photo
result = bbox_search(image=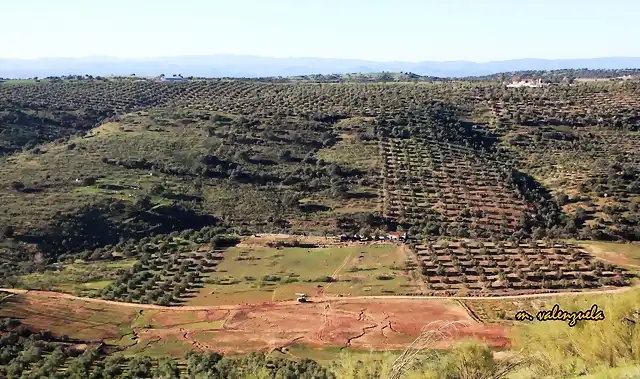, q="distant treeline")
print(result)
[462,68,640,82]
